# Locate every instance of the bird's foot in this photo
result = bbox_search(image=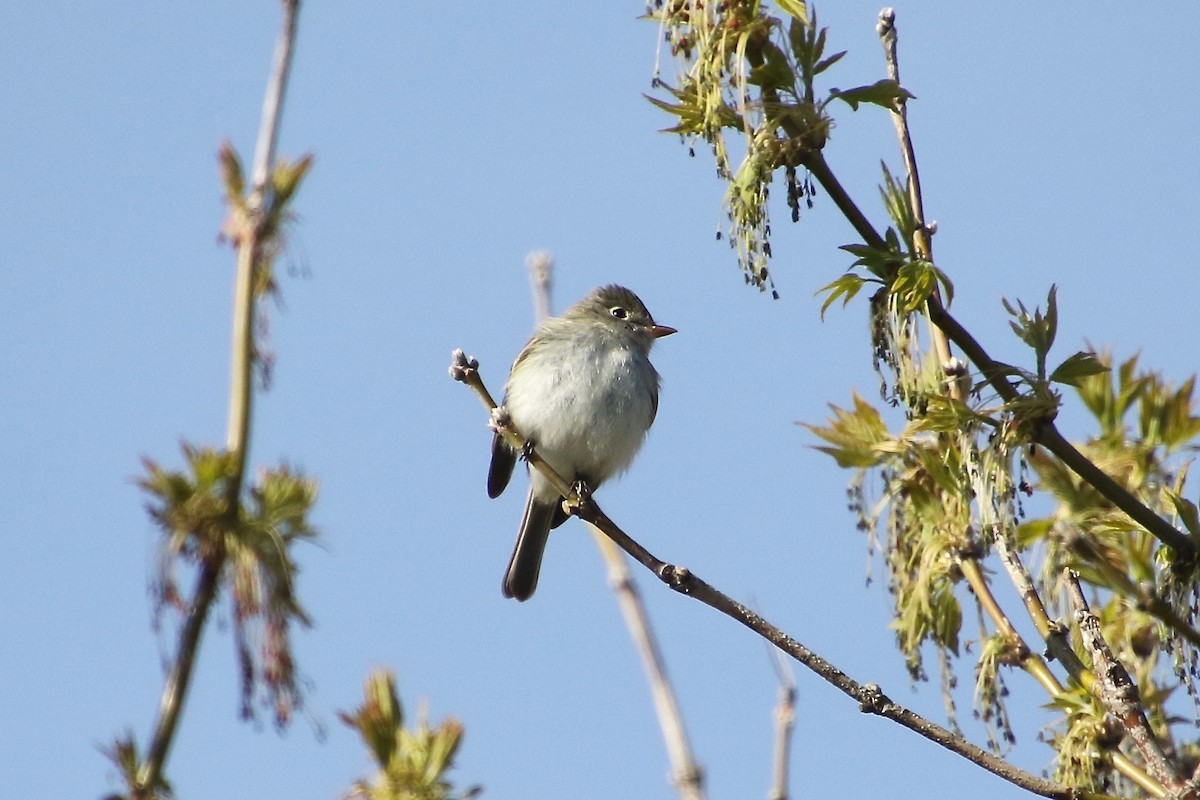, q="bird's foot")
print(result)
[565,478,595,514]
